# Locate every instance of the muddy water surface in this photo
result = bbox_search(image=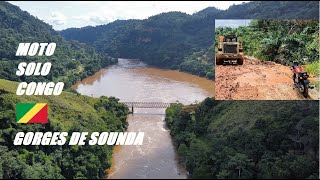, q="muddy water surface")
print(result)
[73,59,214,179]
